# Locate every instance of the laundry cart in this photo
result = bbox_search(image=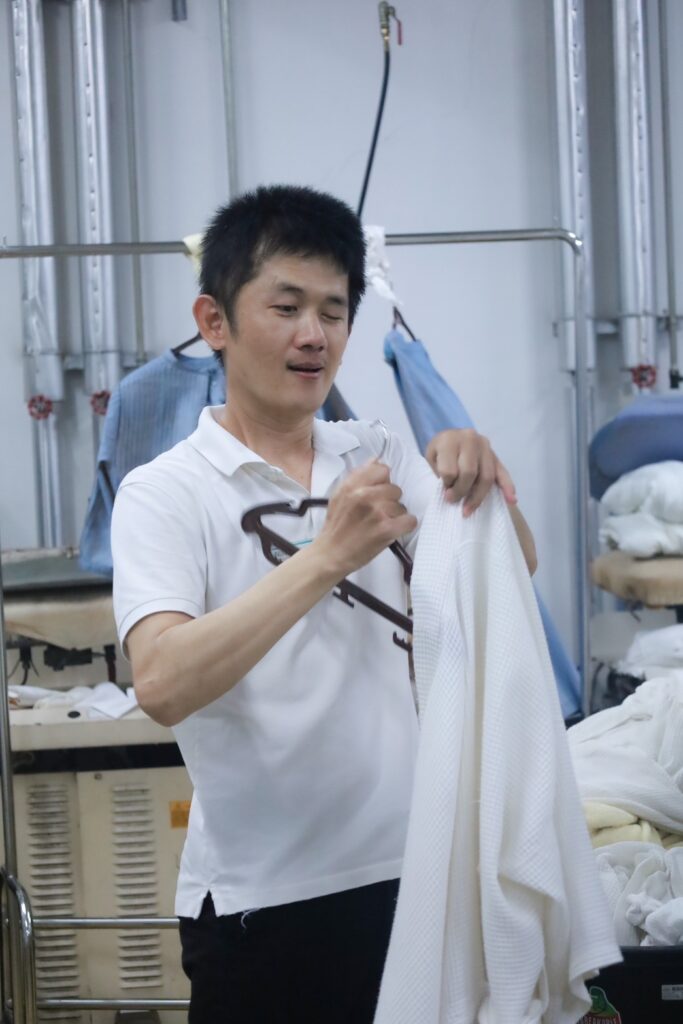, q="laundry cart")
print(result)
[5,706,192,1023]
